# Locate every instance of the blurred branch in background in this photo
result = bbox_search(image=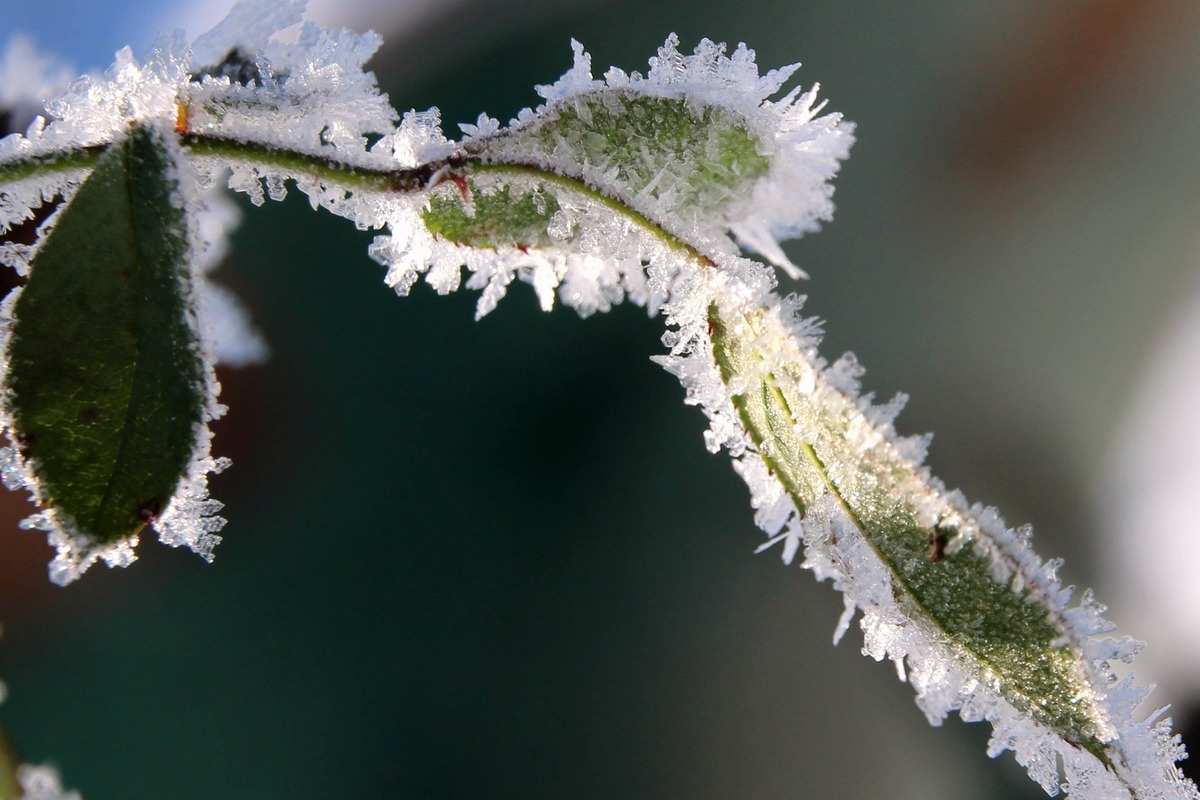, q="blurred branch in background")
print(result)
[950,0,1175,181]
[1101,272,1200,785]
